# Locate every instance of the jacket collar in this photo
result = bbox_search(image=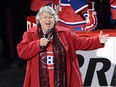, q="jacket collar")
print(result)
[55,25,66,32]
